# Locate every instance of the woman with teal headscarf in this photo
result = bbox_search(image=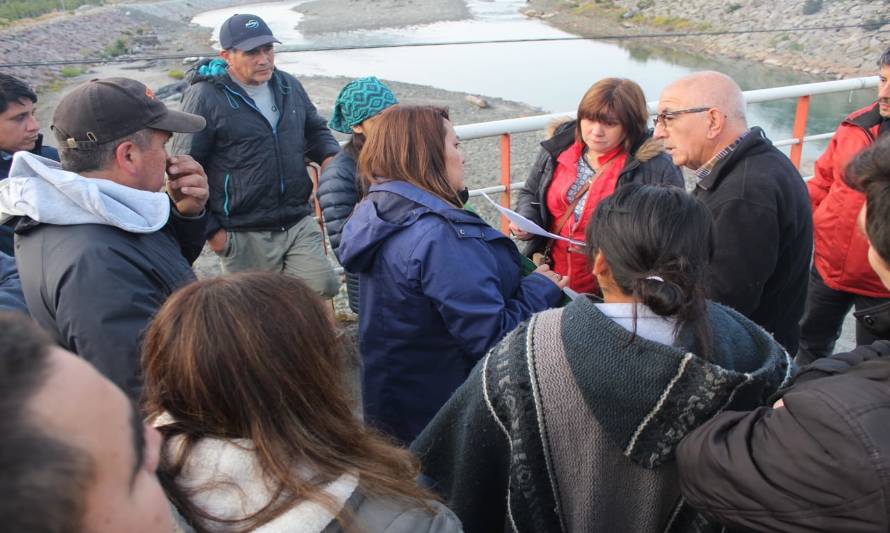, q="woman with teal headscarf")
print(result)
[319,76,398,313]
